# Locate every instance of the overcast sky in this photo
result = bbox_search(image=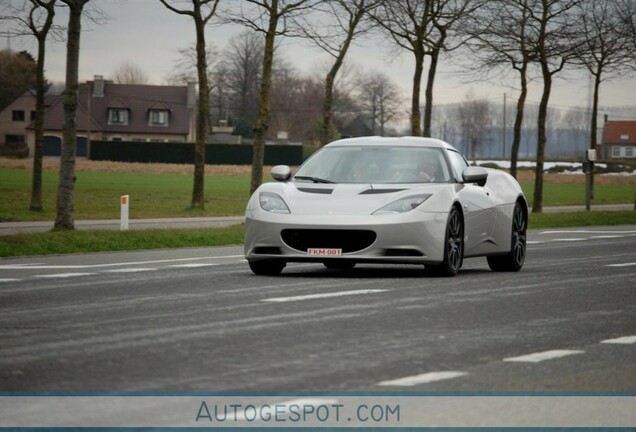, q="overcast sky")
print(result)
[6,0,636,121]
